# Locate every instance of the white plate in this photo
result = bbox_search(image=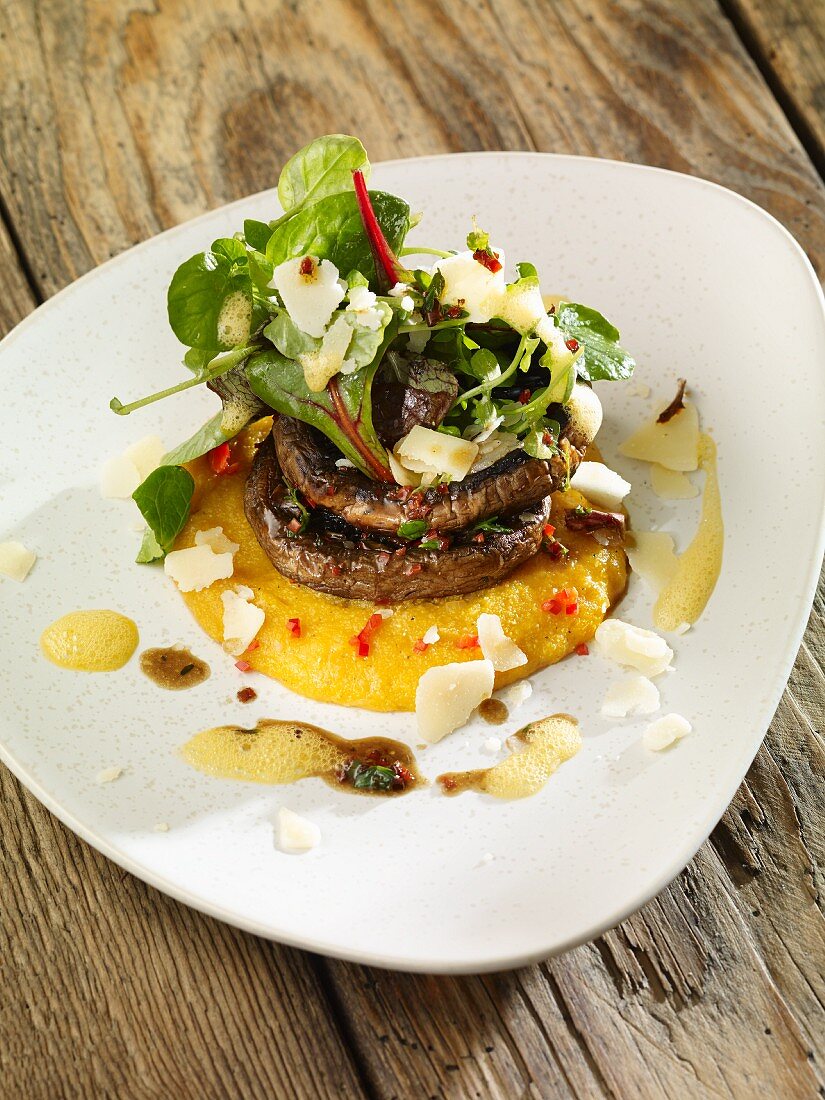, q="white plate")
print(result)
[1,154,823,973]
